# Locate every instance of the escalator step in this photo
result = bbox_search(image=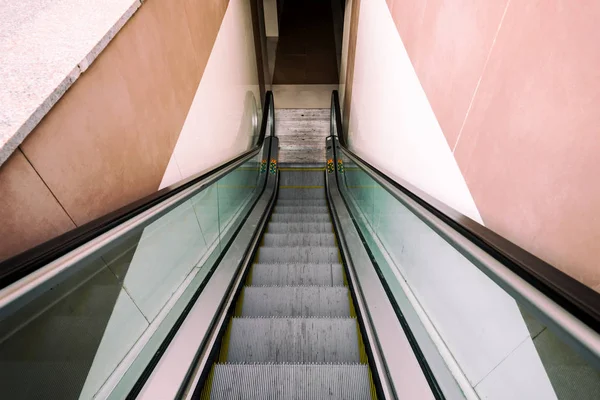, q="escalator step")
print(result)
[263,233,335,247]
[250,263,345,286]
[278,189,326,200]
[270,213,331,223]
[274,206,329,214]
[257,247,339,264]
[240,287,350,317]
[226,318,360,363]
[279,169,325,187]
[268,222,333,233]
[208,364,372,400]
[276,199,327,207]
